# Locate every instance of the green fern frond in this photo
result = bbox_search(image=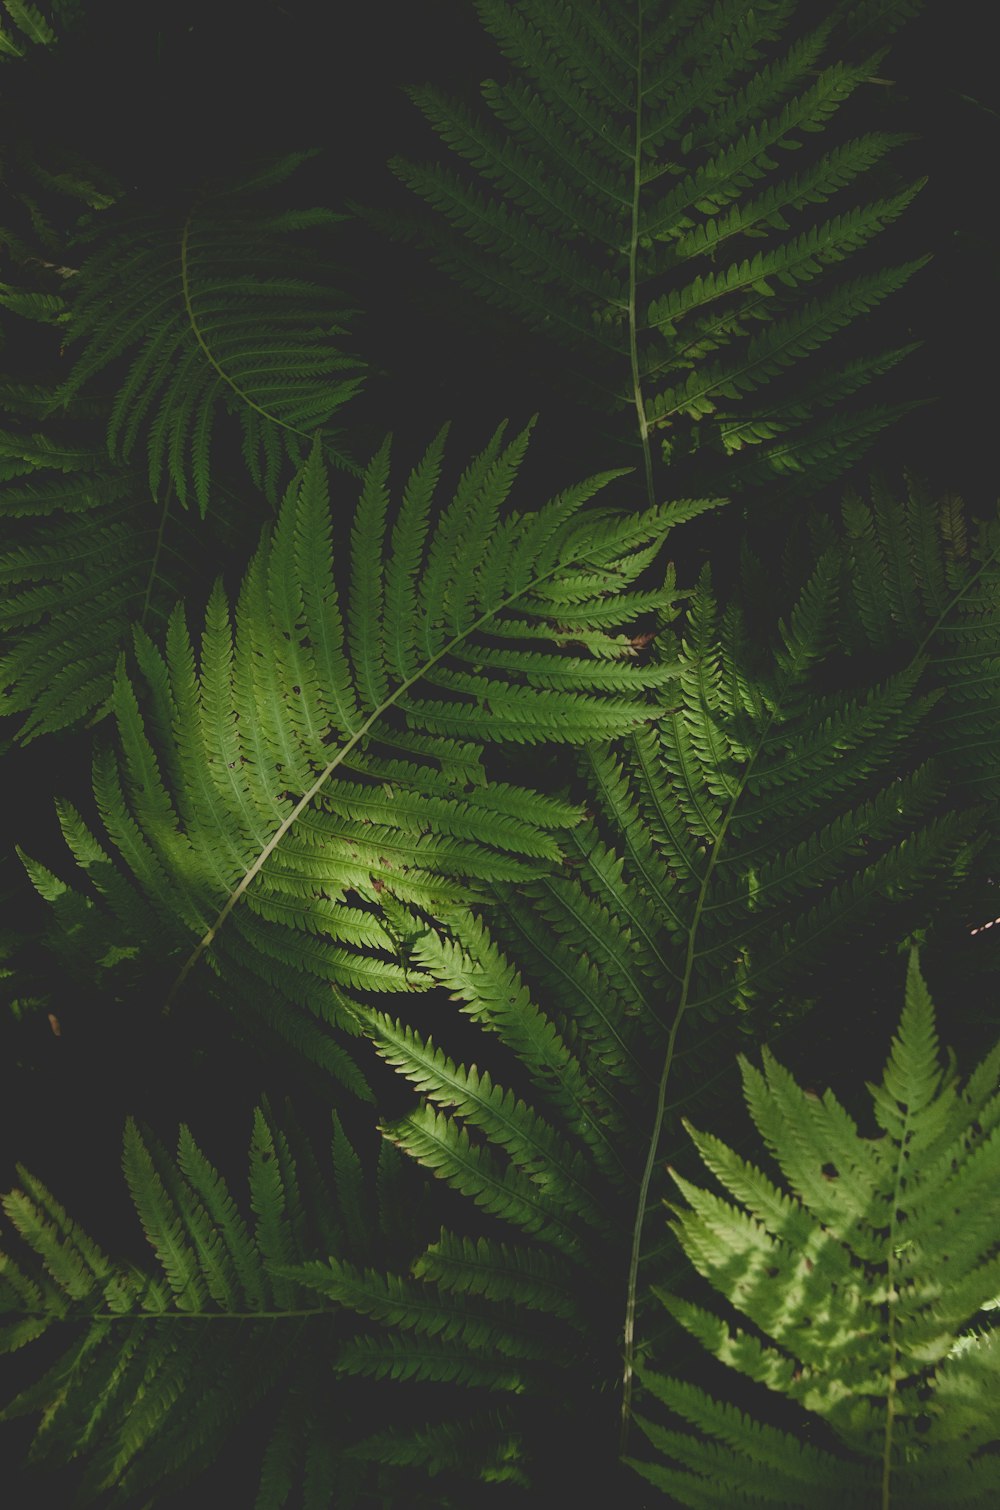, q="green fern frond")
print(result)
[630,953,1000,1506]
[0,1101,455,1507]
[386,0,925,499]
[21,425,706,1086]
[53,151,364,514]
